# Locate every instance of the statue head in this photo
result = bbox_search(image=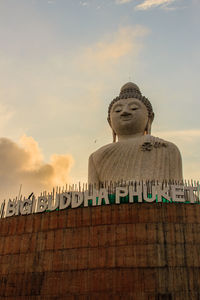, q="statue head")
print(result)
[107,82,154,142]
